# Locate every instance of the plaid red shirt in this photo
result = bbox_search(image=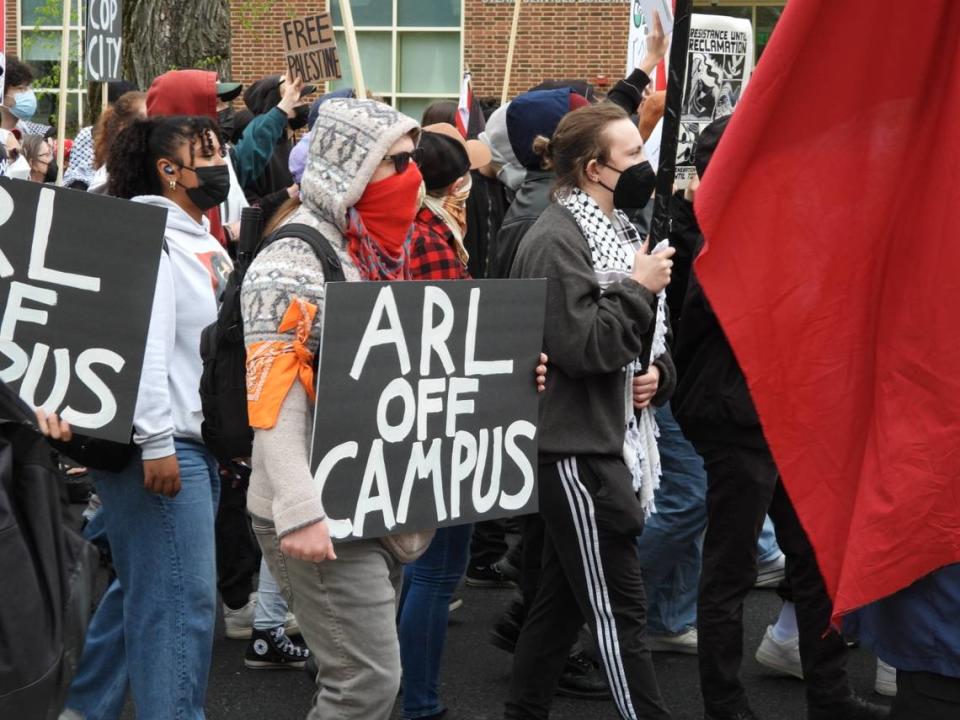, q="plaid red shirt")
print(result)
[408,207,471,281]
